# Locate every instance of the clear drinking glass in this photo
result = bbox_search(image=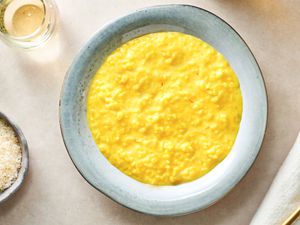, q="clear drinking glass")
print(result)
[0,0,58,49]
